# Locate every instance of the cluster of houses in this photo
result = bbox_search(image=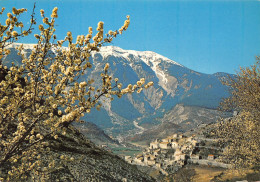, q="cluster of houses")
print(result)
[124,133,228,174]
[125,134,198,172]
